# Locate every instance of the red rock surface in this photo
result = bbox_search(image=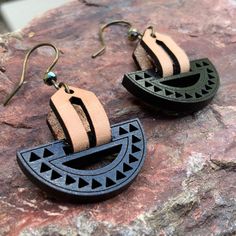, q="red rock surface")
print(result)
[0,0,236,235]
